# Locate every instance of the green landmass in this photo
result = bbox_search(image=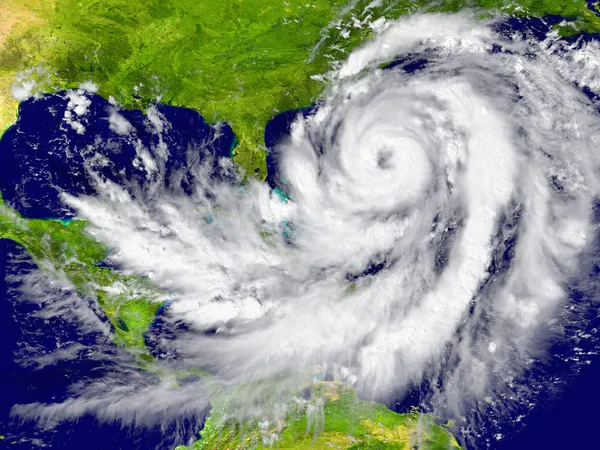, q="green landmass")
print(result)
[177,383,461,450]
[0,193,163,362]
[1,0,600,177]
